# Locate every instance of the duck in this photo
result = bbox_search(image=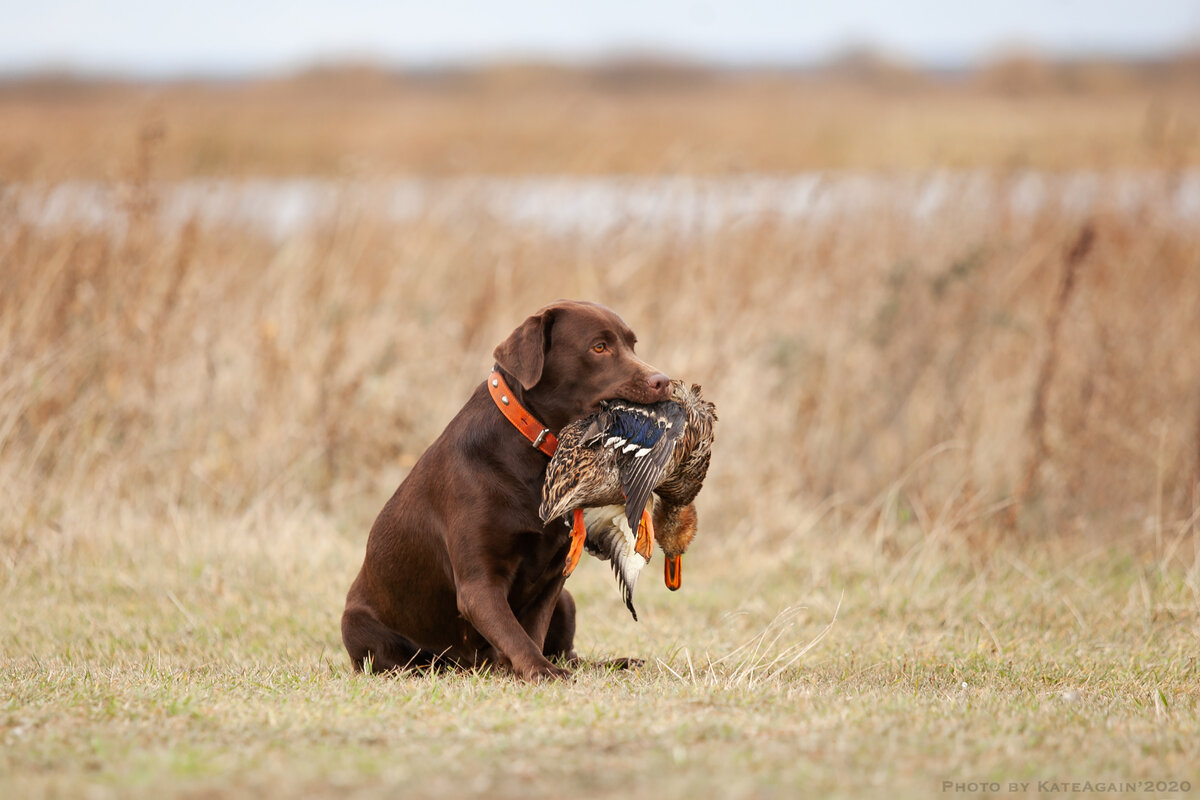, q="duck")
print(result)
[539,380,717,618]
[648,381,716,590]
